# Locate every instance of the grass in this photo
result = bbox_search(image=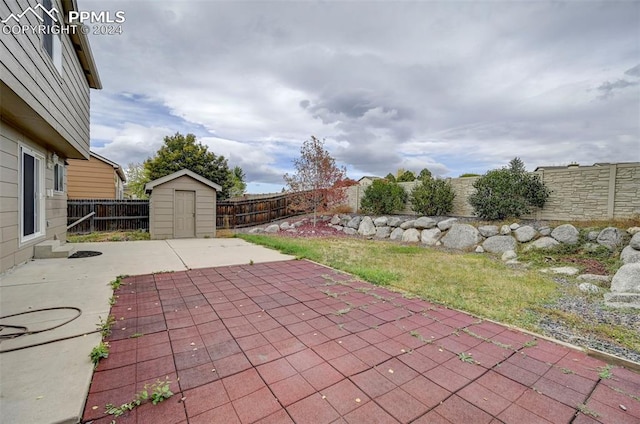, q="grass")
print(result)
[67,230,150,243]
[238,234,640,354]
